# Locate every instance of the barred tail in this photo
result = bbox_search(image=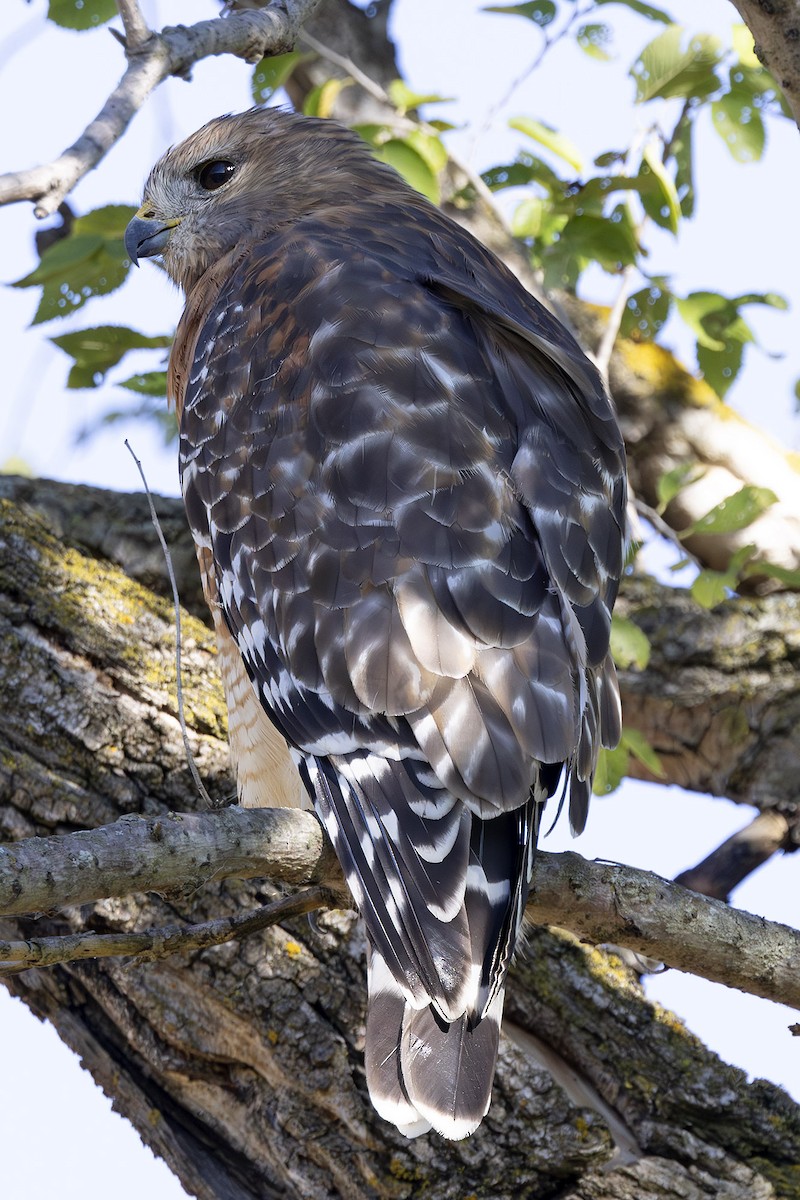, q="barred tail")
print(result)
[365,948,504,1140]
